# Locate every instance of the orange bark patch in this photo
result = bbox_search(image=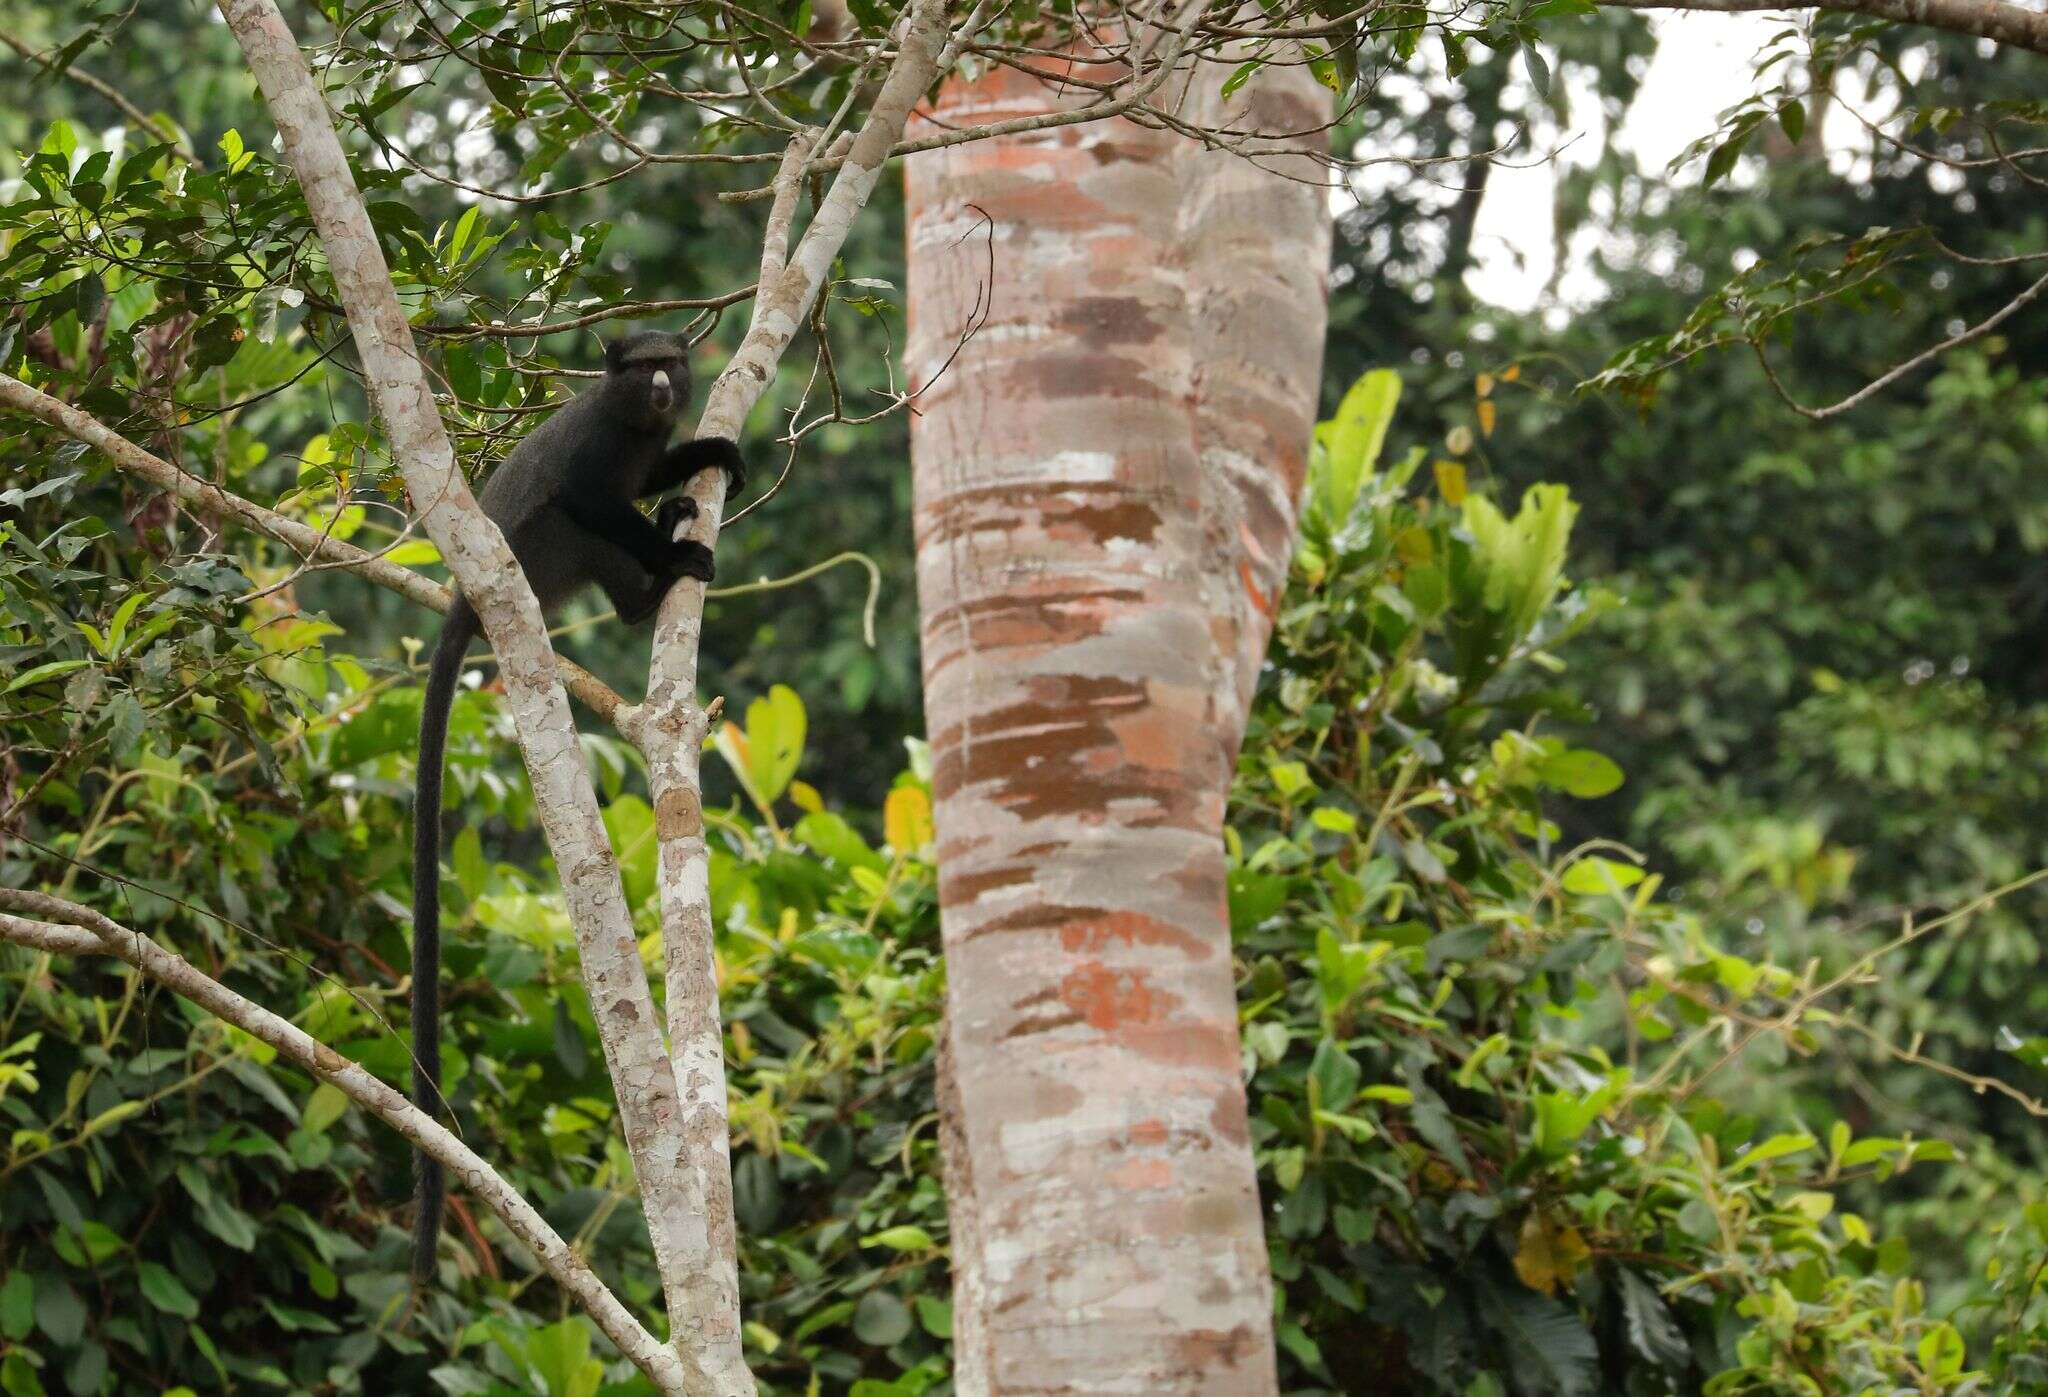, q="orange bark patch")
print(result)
[1058,961,1164,1030]
[1173,1325,1261,1373]
[1106,1157,1174,1190]
[1058,910,1207,958]
[1108,701,1190,772]
[1239,557,1277,621]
